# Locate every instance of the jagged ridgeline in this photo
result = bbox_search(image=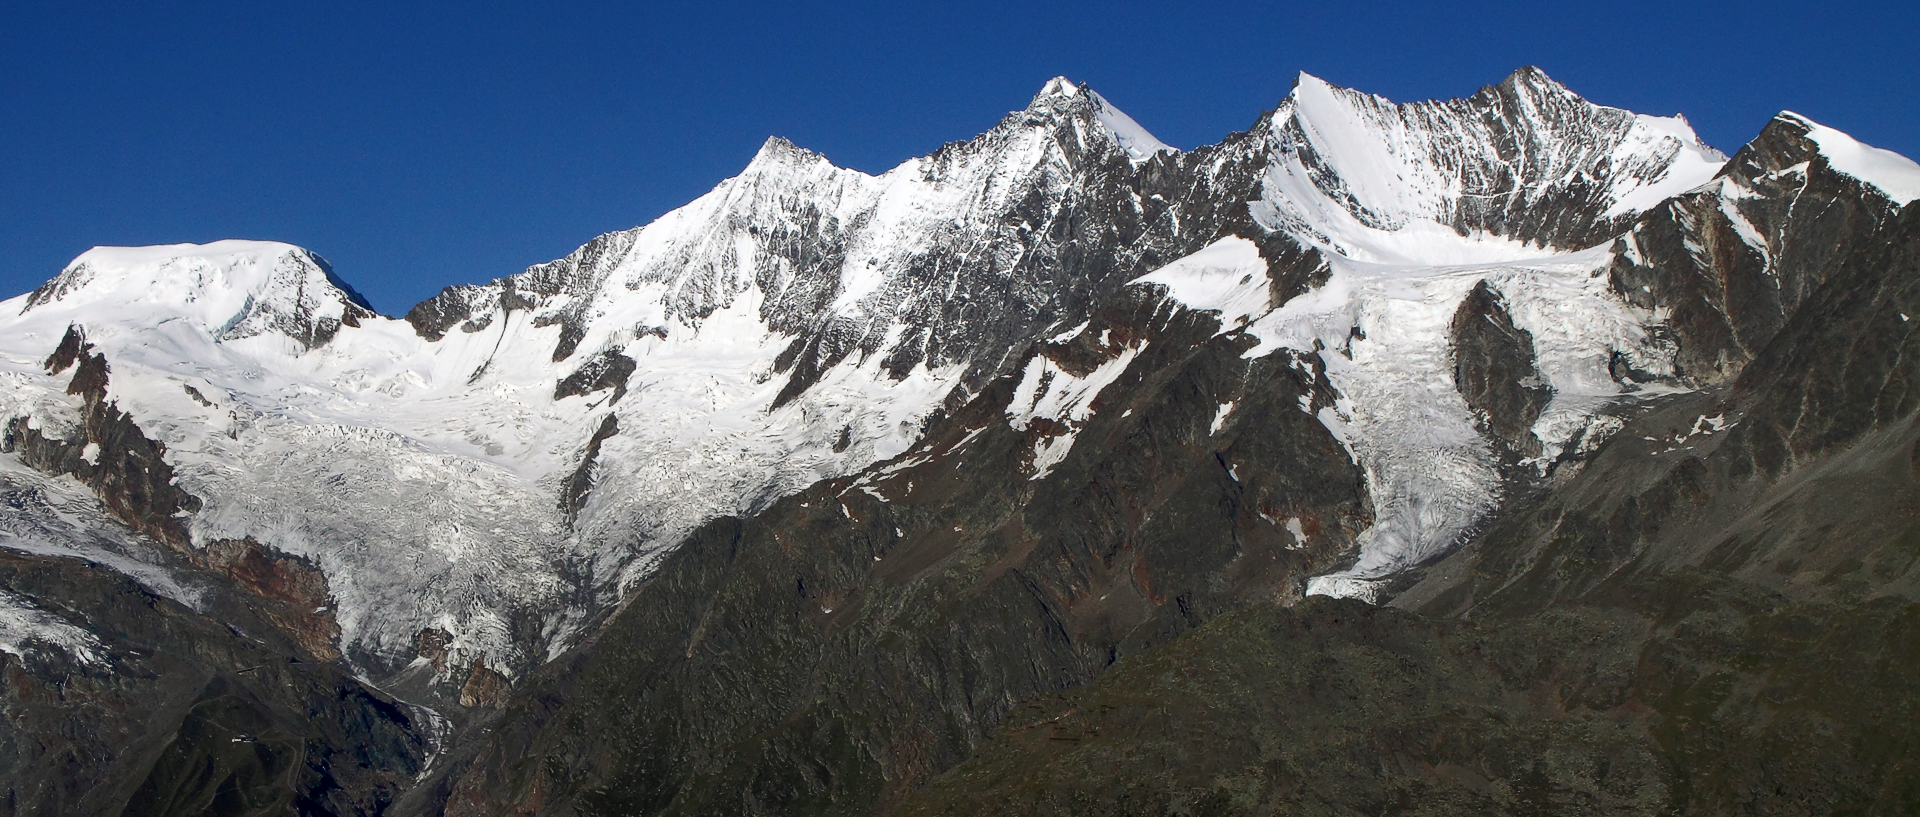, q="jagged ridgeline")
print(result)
[0,68,1916,815]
